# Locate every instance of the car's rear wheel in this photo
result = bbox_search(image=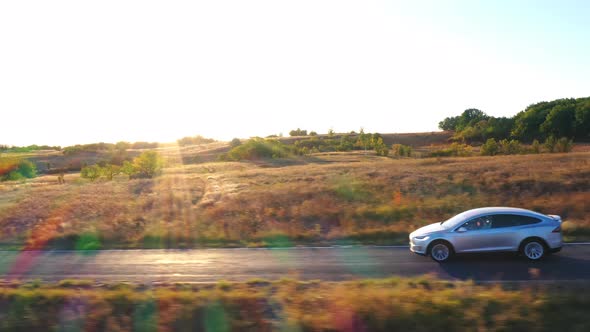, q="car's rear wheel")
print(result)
[429,241,453,262]
[521,239,546,260]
